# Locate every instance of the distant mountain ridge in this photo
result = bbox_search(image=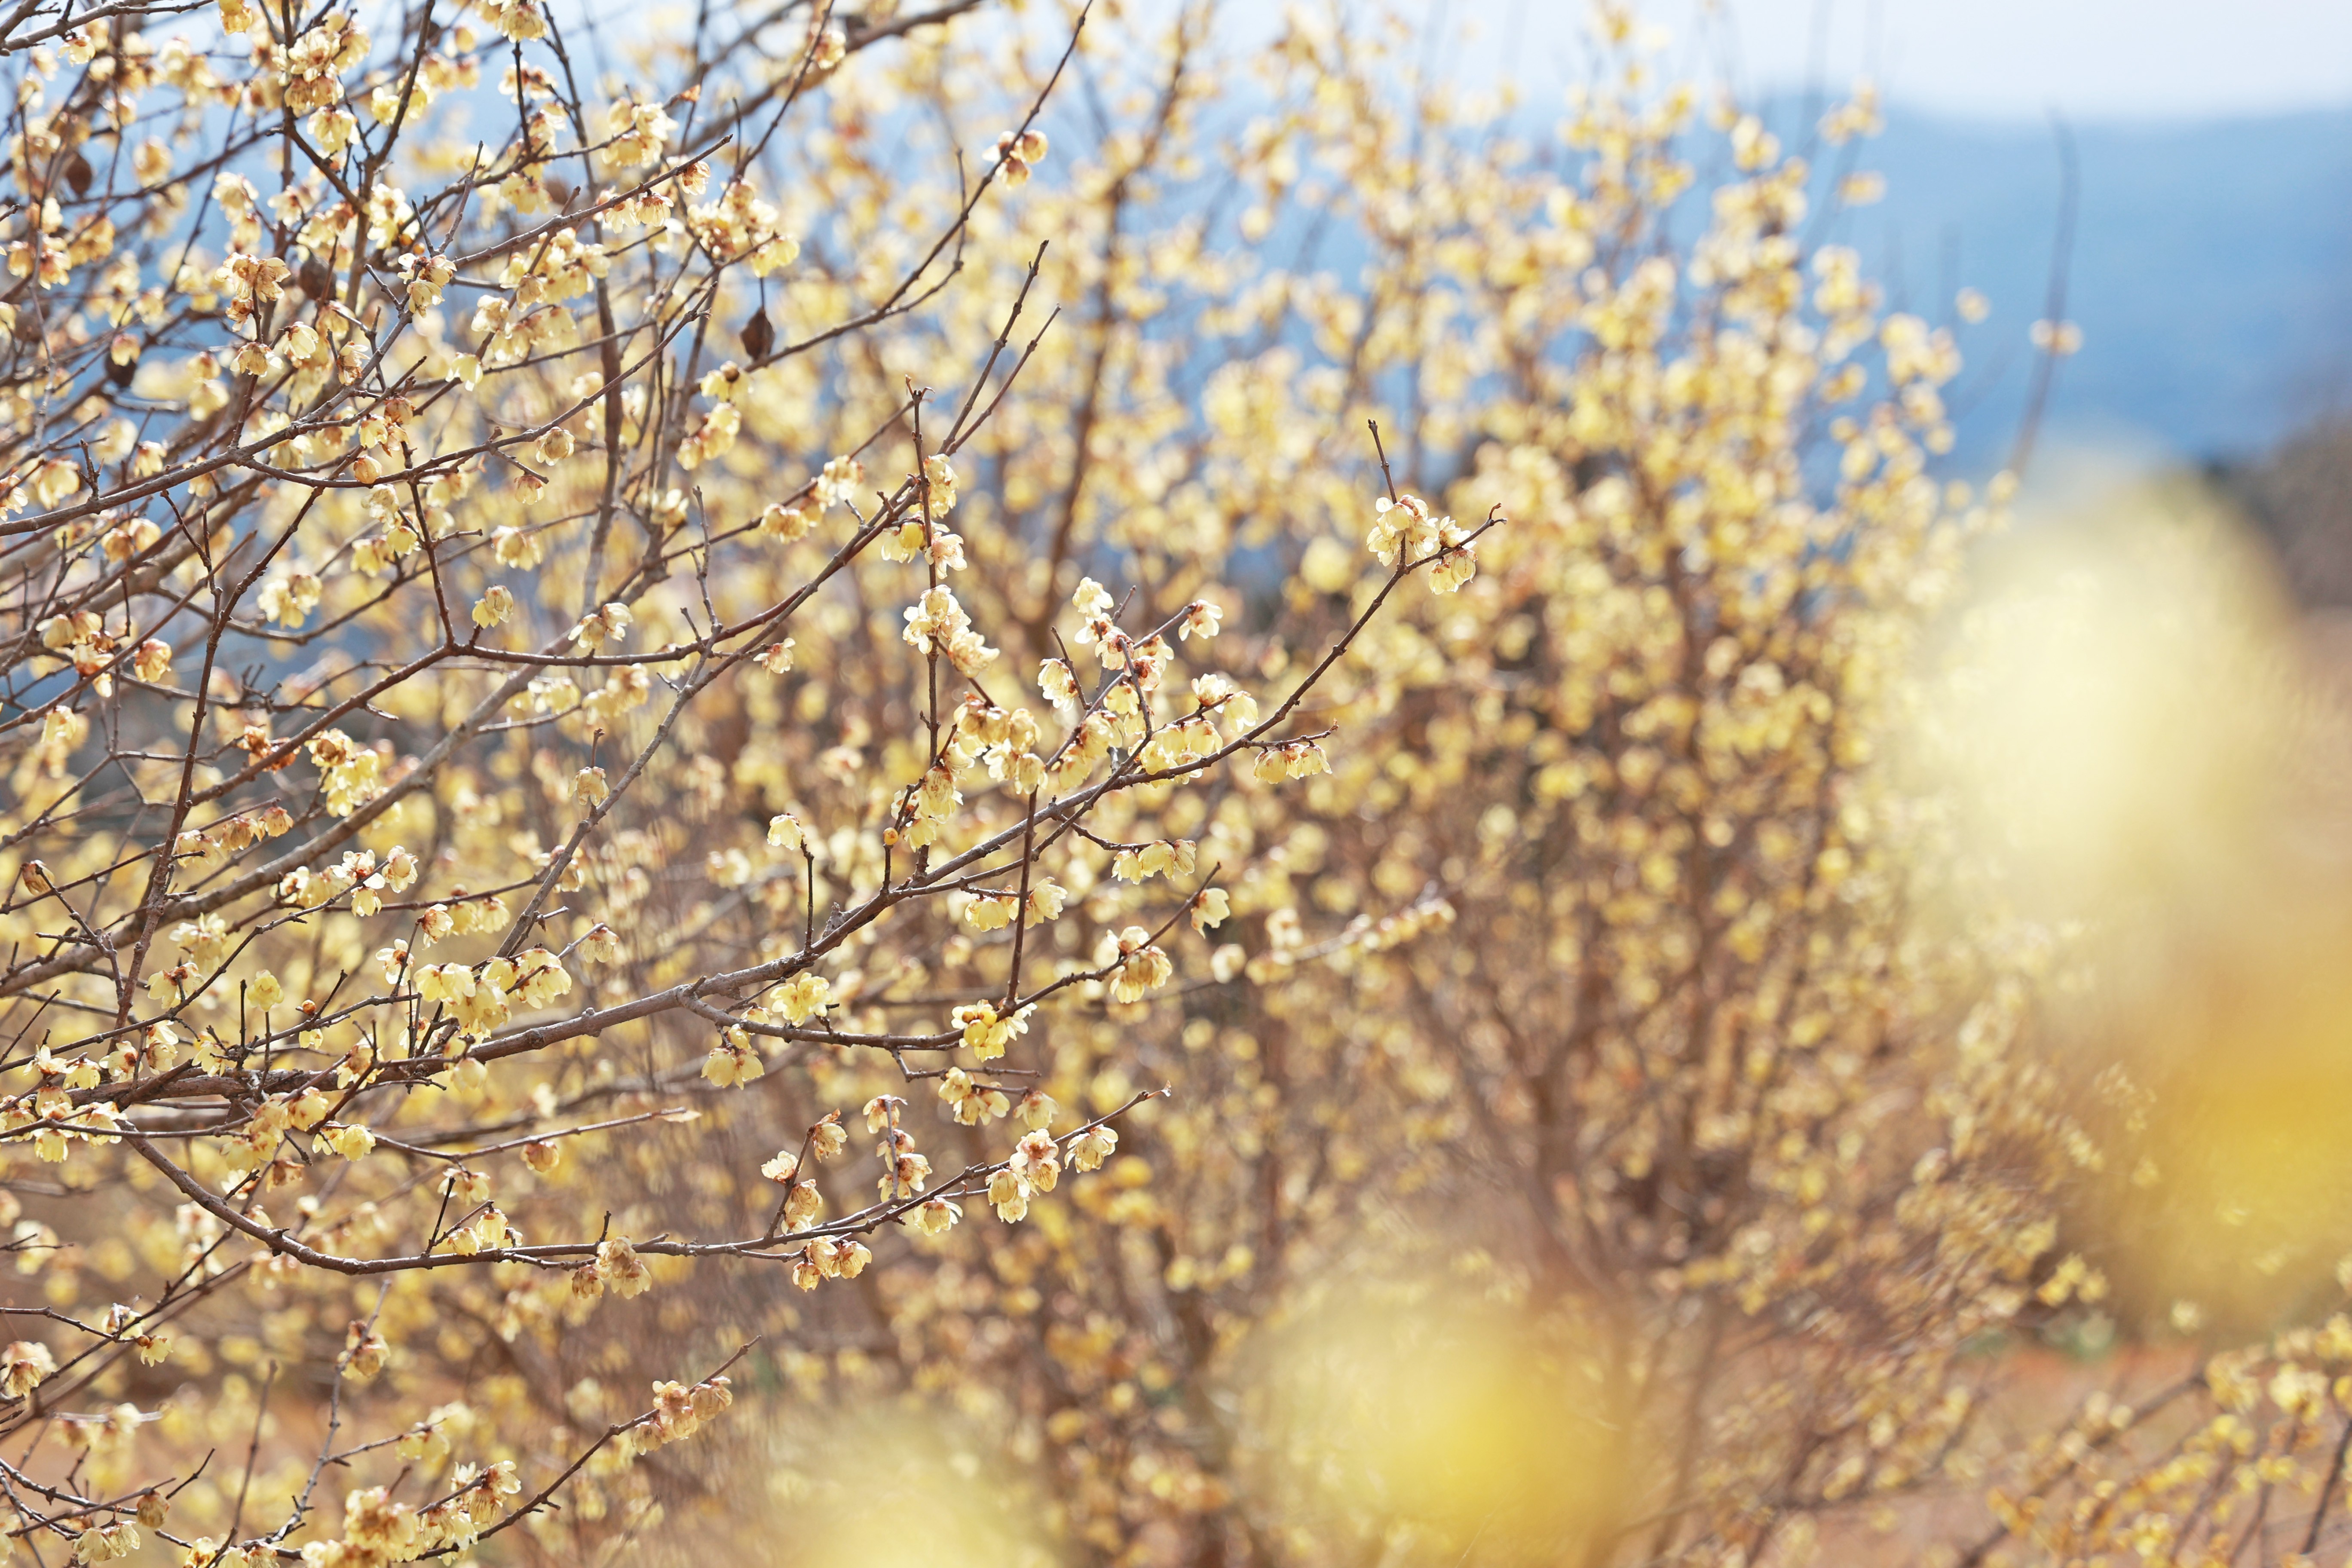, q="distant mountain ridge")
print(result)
[1788,102,2352,469]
